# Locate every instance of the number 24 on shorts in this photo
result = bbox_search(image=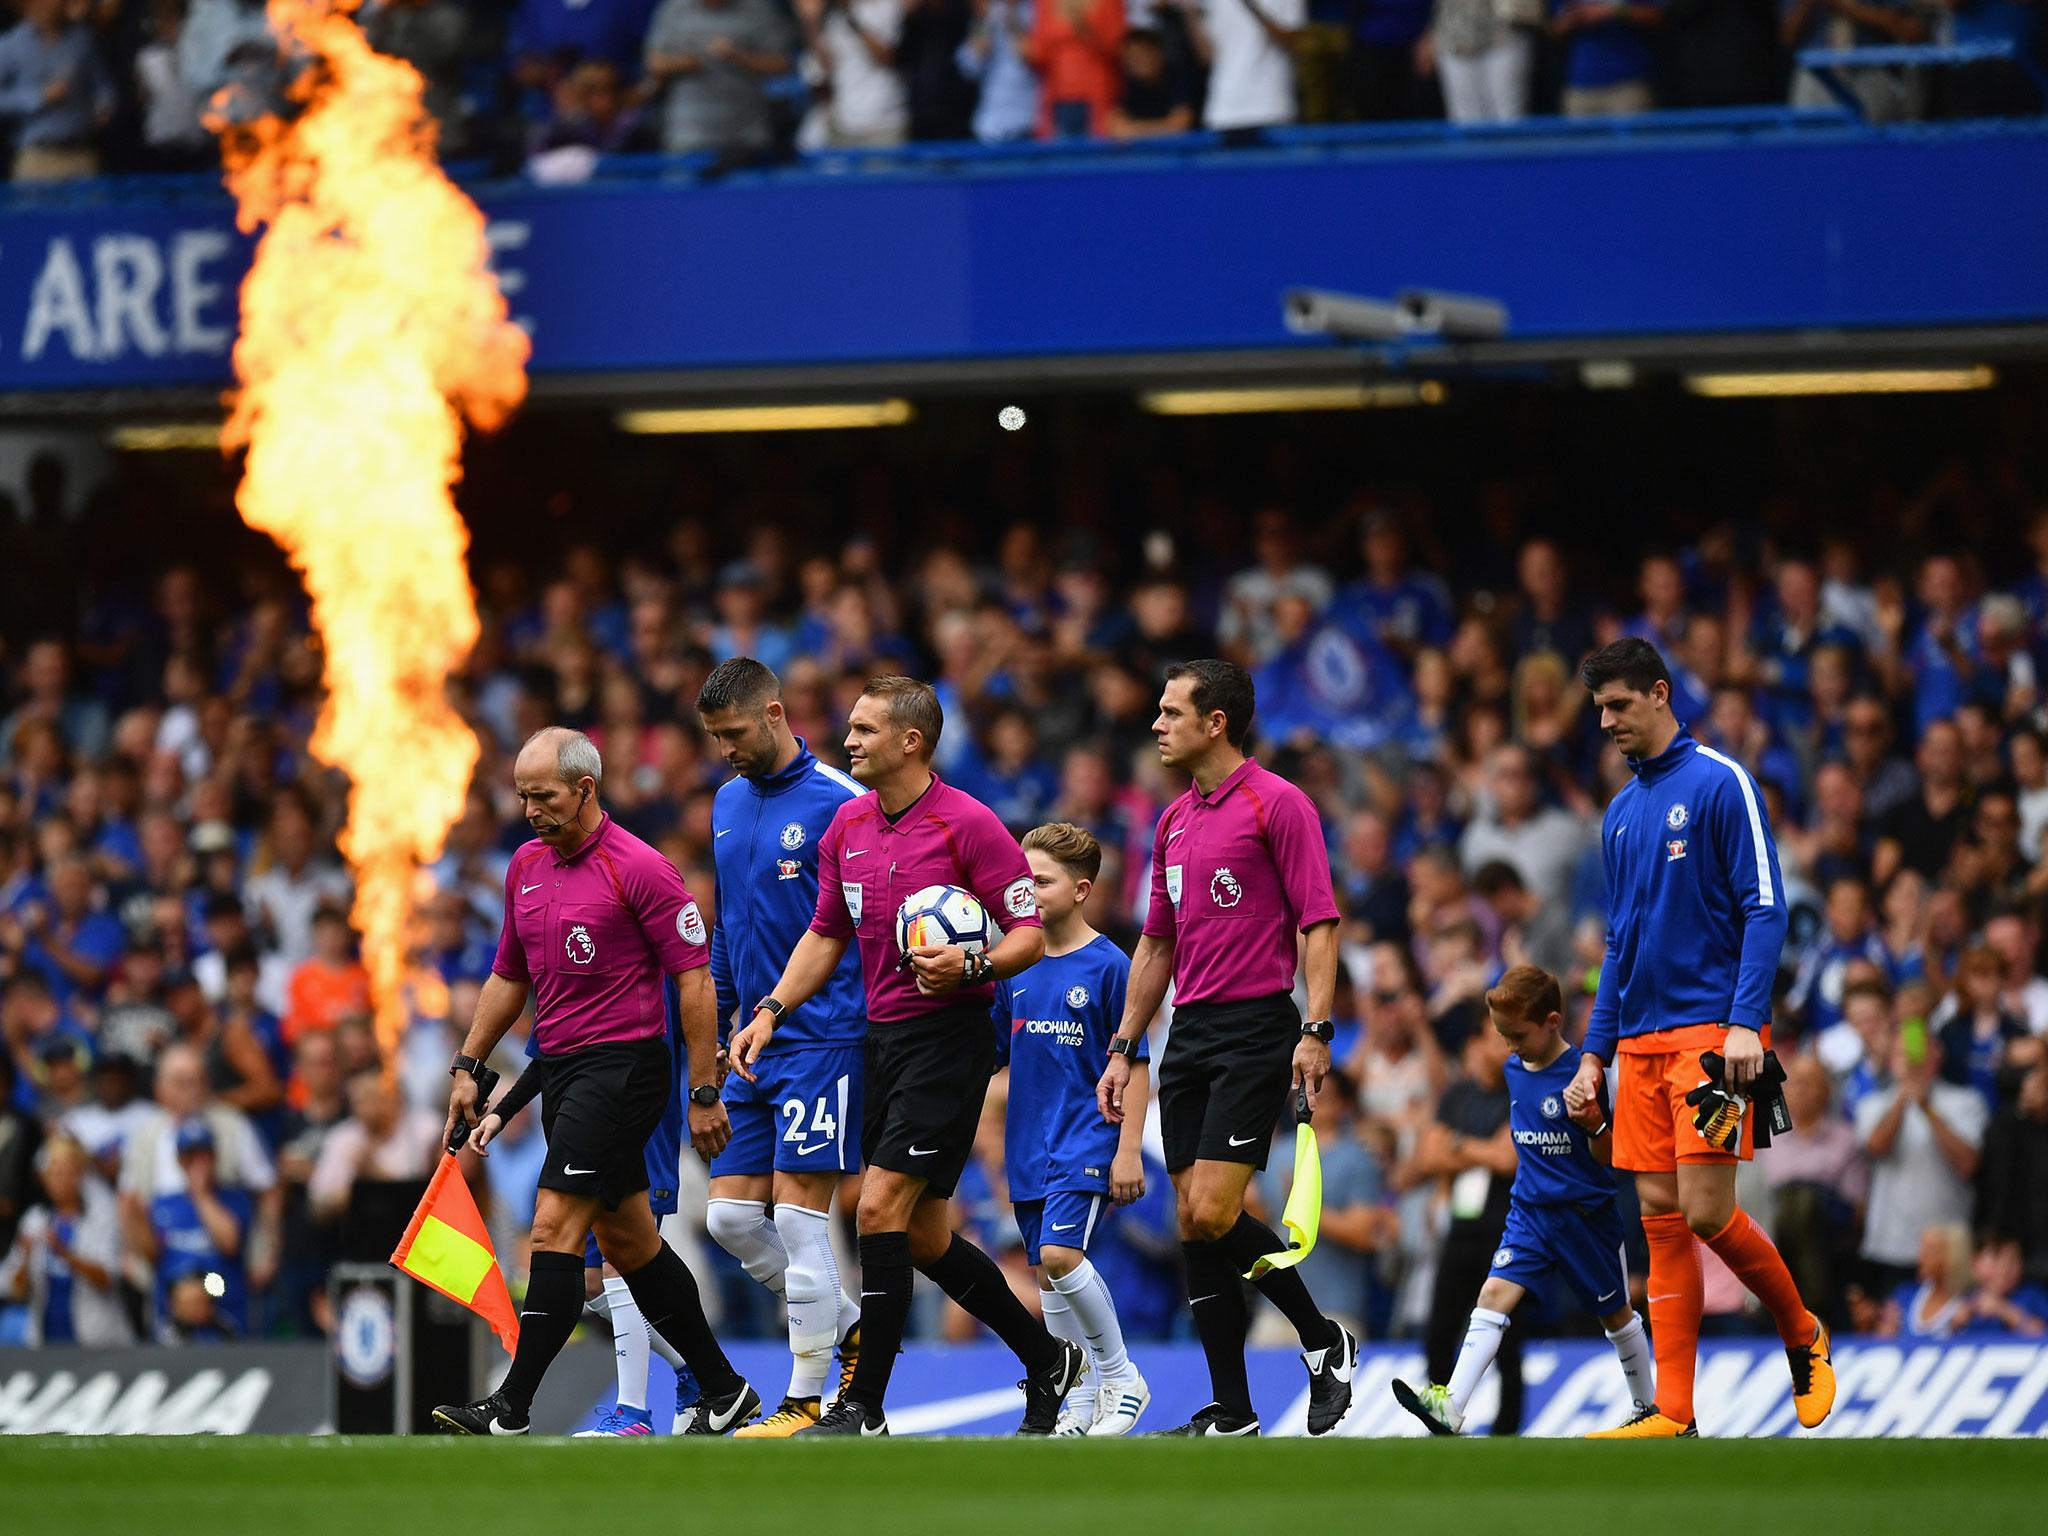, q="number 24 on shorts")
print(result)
[781,1078,849,1153]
